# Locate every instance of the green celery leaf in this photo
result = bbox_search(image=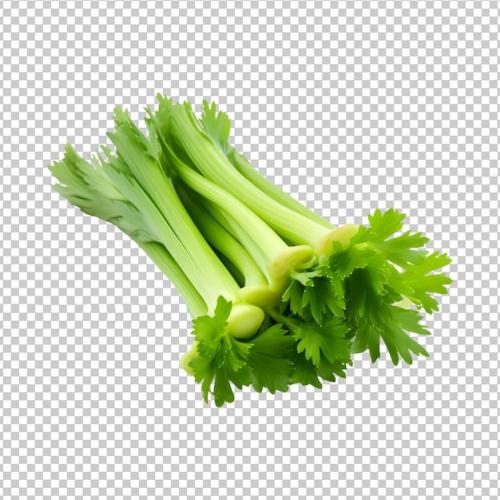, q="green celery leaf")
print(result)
[364,208,406,240]
[329,240,376,279]
[245,324,296,393]
[284,259,345,323]
[316,357,348,381]
[290,355,323,388]
[107,107,166,189]
[192,295,232,358]
[351,209,428,267]
[401,252,453,312]
[50,145,159,243]
[328,209,451,320]
[287,318,351,386]
[291,317,351,368]
[189,297,252,406]
[282,279,305,317]
[200,100,231,153]
[347,268,431,364]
